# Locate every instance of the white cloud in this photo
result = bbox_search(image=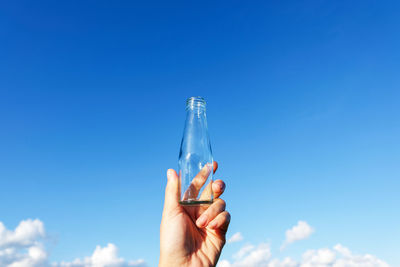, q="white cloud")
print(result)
[8,244,48,267]
[54,243,146,267]
[281,221,314,250]
[217,260,232,267]
[218,243,390,267]
[0,219,146,267]
[268,257,297,267]
[0,219,45,248]
[0,219,47,267]
[220,221,389,267]
[1,219,391,267]
[331,244,389,267]
[233,244,255,260]
[220,243,272,267]
[301,248,336,266]
[228,232,244,244]
[298,244,390,267]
